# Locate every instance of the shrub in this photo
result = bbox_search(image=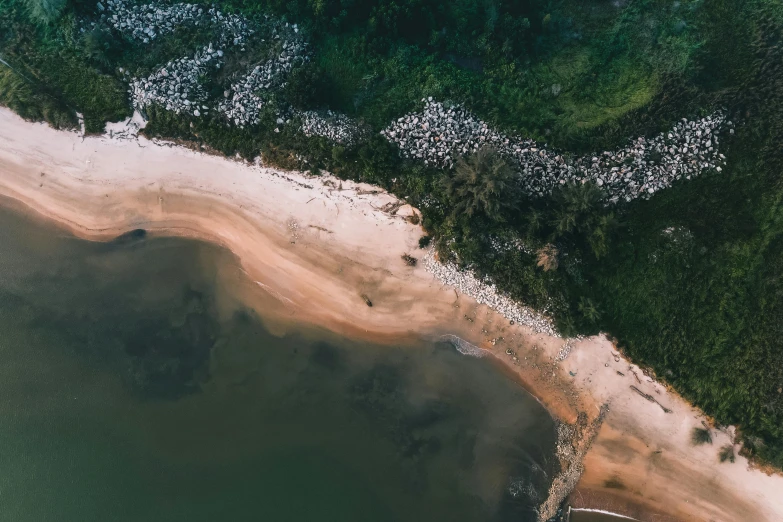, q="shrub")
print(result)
[691,427,713,446]
[719,444,735,463]
[283,63,331,110]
